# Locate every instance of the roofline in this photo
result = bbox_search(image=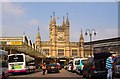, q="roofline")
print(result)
[84,36,120,45]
